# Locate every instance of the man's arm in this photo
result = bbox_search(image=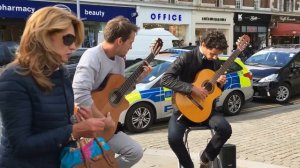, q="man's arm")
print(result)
[72,51,104,118]
[160,55,193,95]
